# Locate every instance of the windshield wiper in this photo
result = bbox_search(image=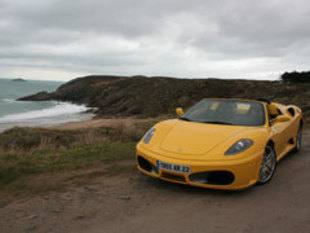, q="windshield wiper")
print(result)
[179,117,192,122]
[201,121,235,125]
